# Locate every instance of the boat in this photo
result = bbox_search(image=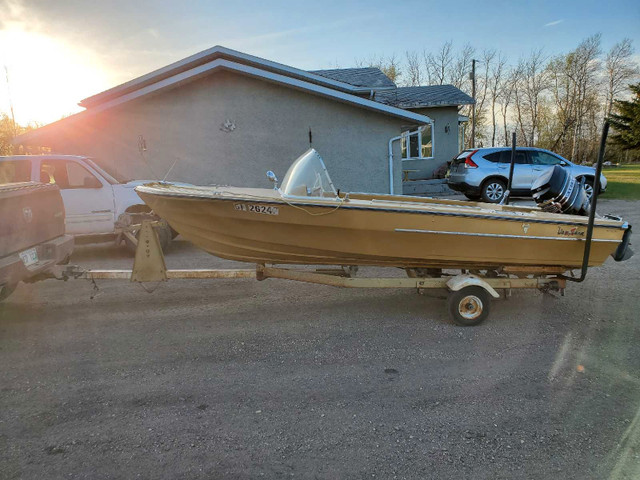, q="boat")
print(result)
[135,149,632,271]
